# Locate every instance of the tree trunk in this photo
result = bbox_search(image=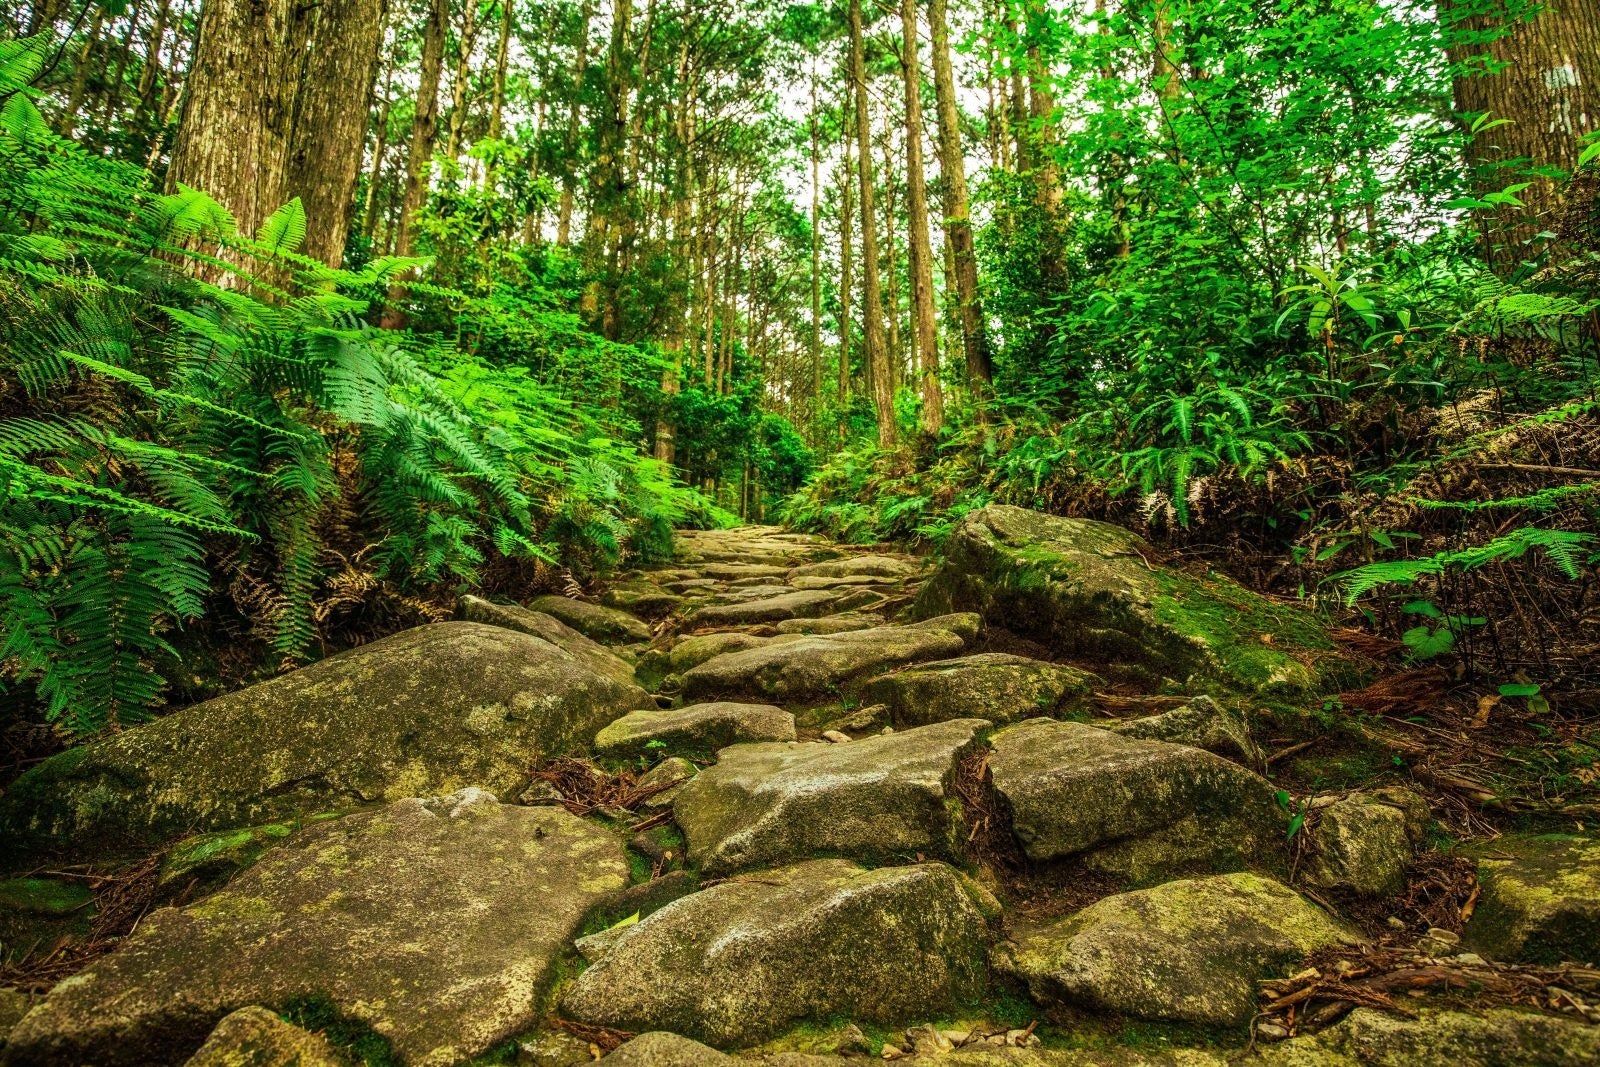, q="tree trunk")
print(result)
[488,0,514,141]
[286,0,387,267]
[1447,0,1600,272]
[902,0,942,434]
[165,0,294,265]
[445,0,482,160]
[838,98,854,410]
[930,0,992,388]
[59,7,104,141]
[557,0,593,245]
[362,61,396,240]
[394,0,445,261]
[135,0,171,122]
[850,0,895,447]
[809,61,823,425]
